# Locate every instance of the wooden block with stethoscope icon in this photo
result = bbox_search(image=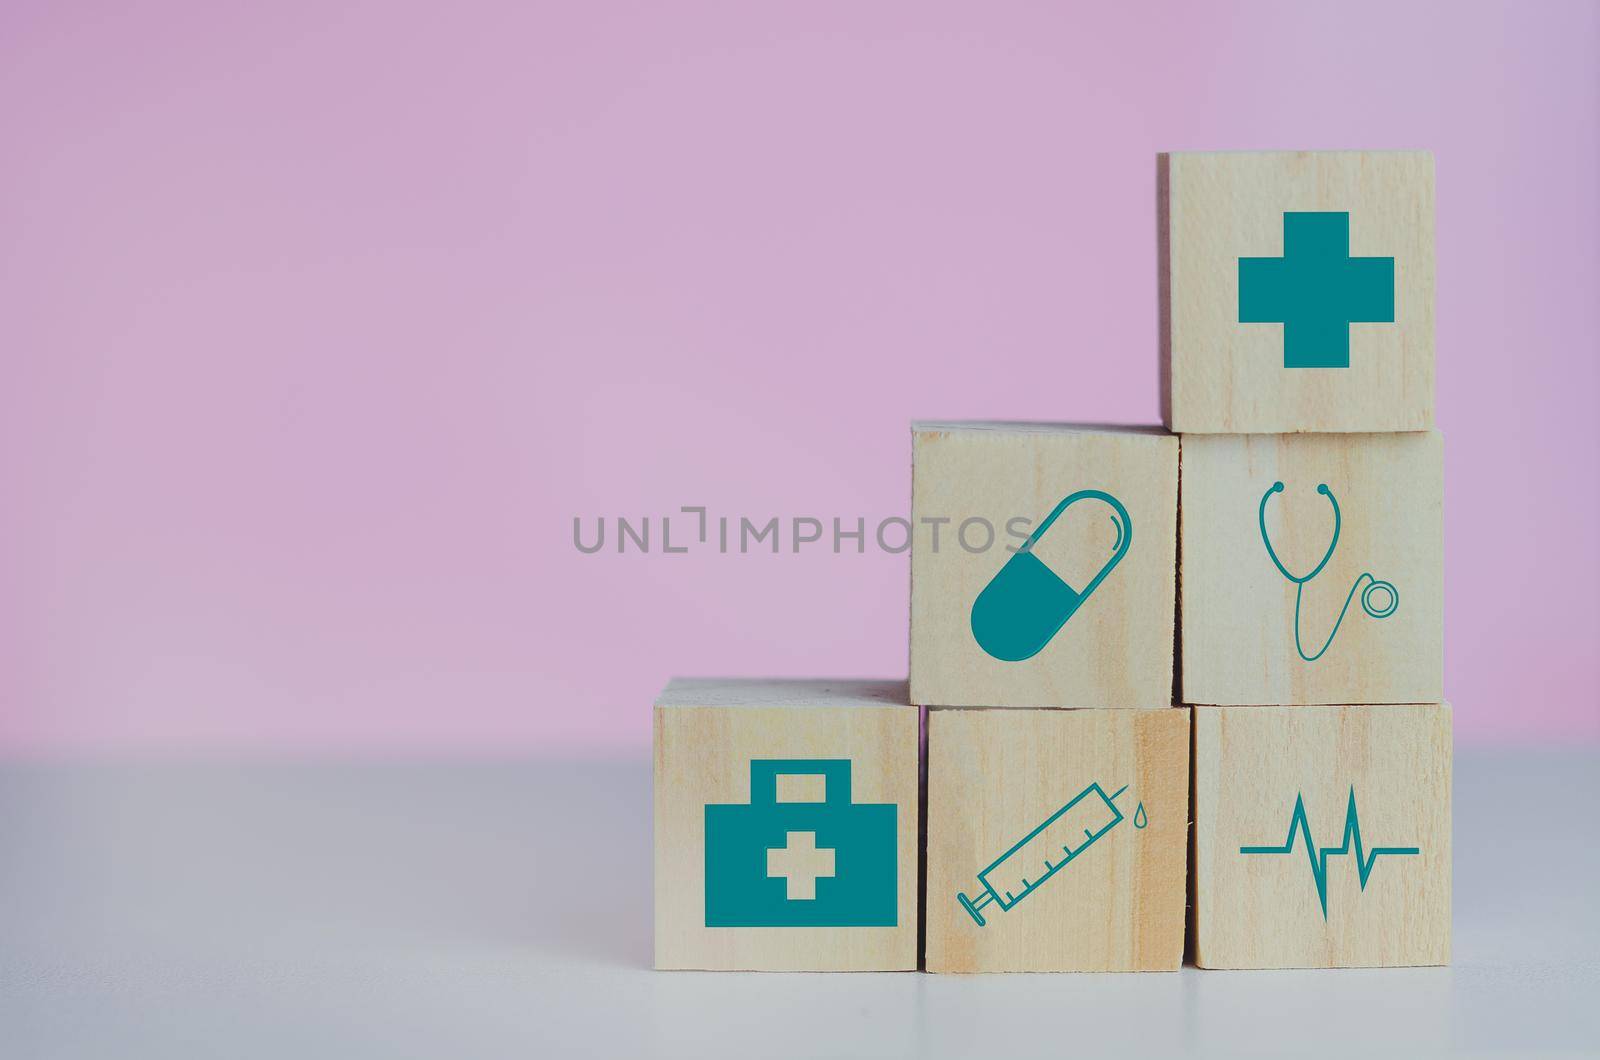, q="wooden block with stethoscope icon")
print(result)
[909,422,1179,710]
[1178,431,1443,706]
